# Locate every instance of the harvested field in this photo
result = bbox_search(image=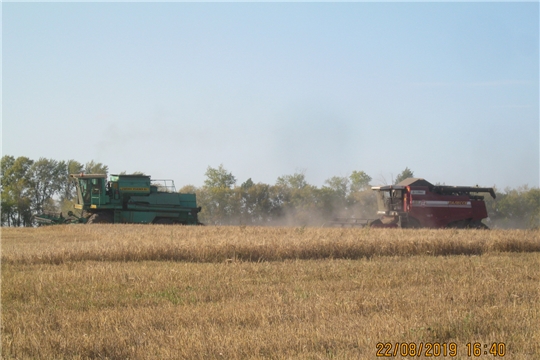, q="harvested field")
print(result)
[2,225,539,264]
[2,226,539,359]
